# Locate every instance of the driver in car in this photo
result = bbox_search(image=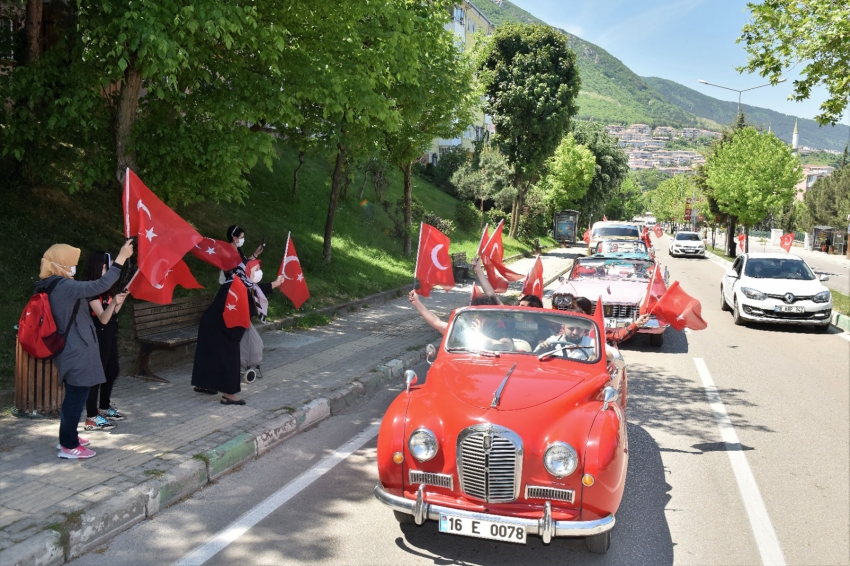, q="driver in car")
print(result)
[536,319,596,360]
